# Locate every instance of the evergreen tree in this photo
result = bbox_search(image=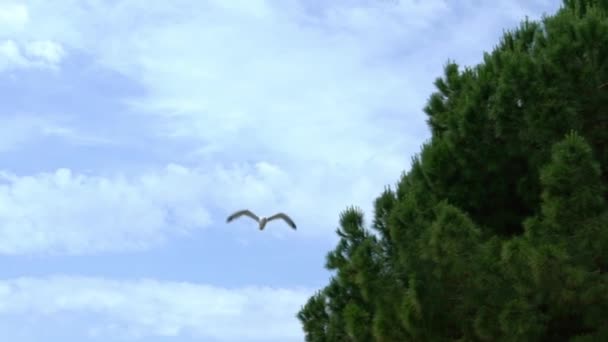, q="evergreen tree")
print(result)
[298,291,330,342]
[298,1,608,340]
